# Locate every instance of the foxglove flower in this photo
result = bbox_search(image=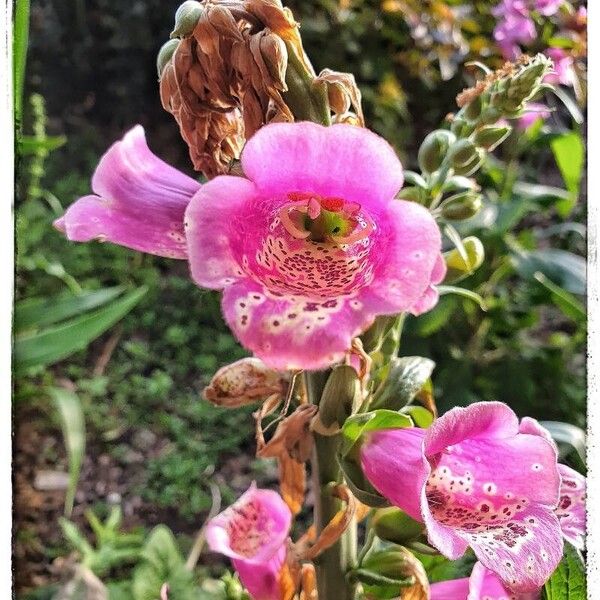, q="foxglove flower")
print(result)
[54,126,200,259]
[544,48,576,86]
[185,122,444,370]
[57,123,444,370]
[494,14,536,60]
[556,463,586,550]
[205,484,292,600]
[430,561,540,599]
[534,0,563,16]
[360,402,563,592]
